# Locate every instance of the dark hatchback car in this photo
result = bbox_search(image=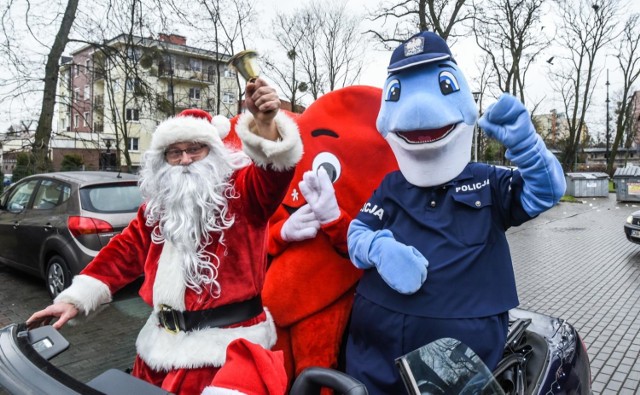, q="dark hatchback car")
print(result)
[624,210,640,244]
[0,171,142,299]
